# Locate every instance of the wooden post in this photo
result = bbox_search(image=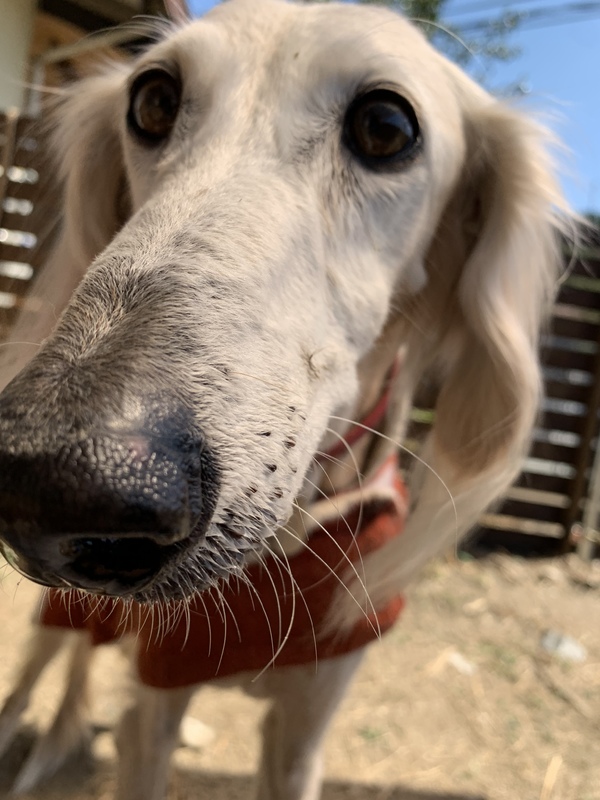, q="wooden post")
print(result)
[0,0,37,112]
